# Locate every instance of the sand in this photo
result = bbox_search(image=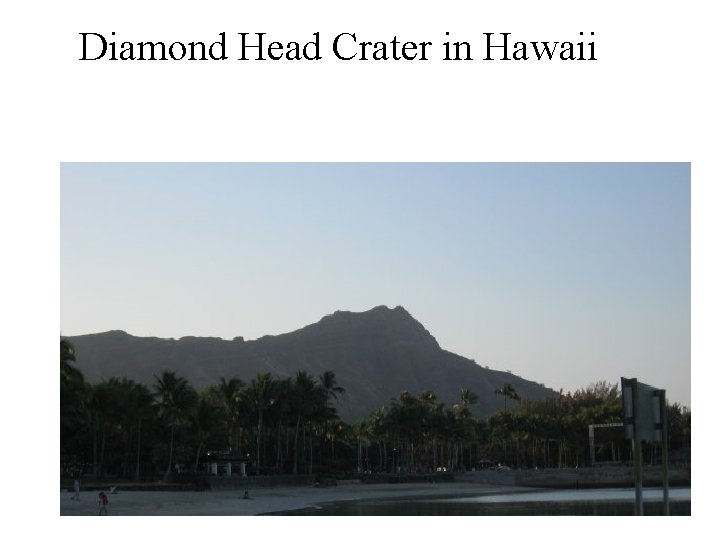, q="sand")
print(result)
[59,481,530,516]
